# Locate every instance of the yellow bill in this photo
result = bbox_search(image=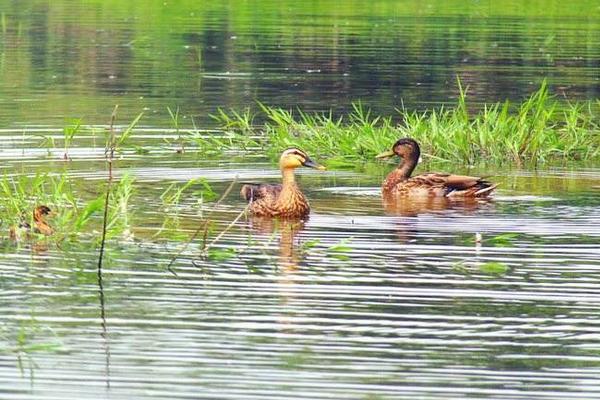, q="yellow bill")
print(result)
[375,150,395,159]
